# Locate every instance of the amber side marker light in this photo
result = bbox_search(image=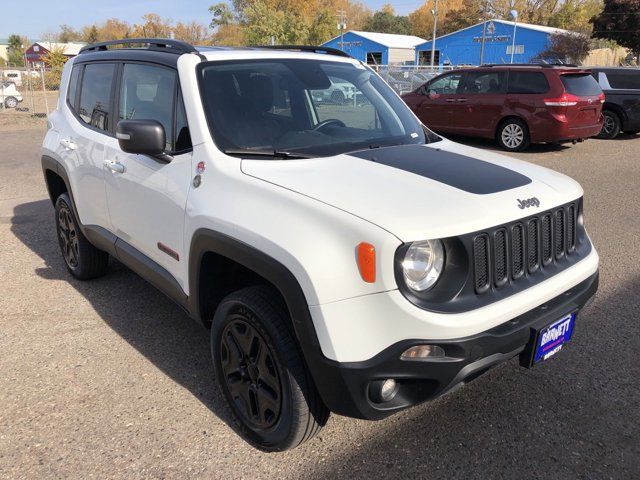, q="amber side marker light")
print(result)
[357,242,376,283]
